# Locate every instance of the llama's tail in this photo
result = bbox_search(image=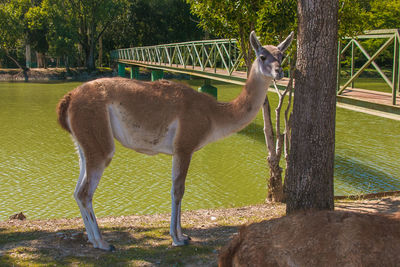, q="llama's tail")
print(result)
[56,92,72,133]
